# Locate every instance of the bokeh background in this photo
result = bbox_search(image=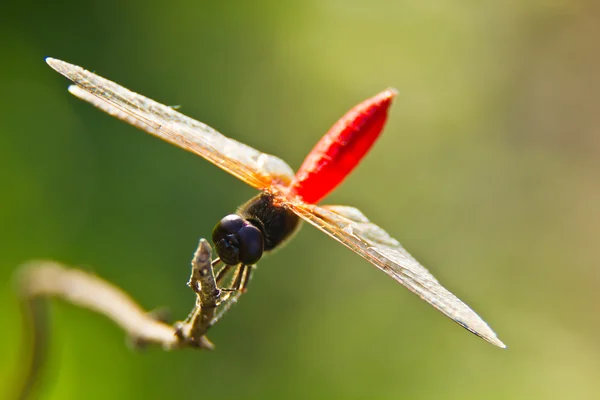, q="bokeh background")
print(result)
[2,0,599,399]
